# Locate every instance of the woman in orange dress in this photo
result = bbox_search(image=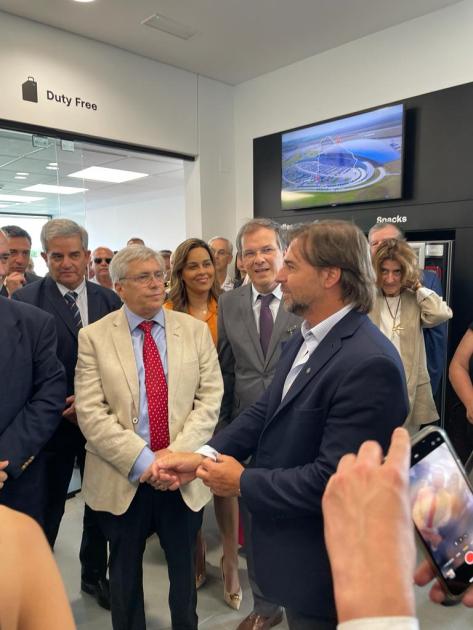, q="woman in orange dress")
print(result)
[165,238,242,609]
